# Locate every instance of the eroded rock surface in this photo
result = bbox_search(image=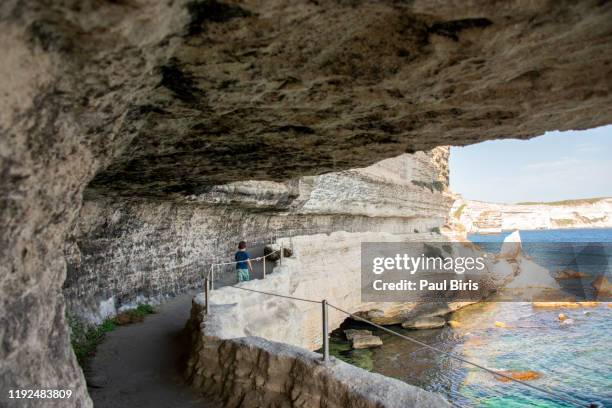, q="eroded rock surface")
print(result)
[65,150,450,321]
[1,0,612,406]
[87,0,612,194]
[401,316,446,330]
